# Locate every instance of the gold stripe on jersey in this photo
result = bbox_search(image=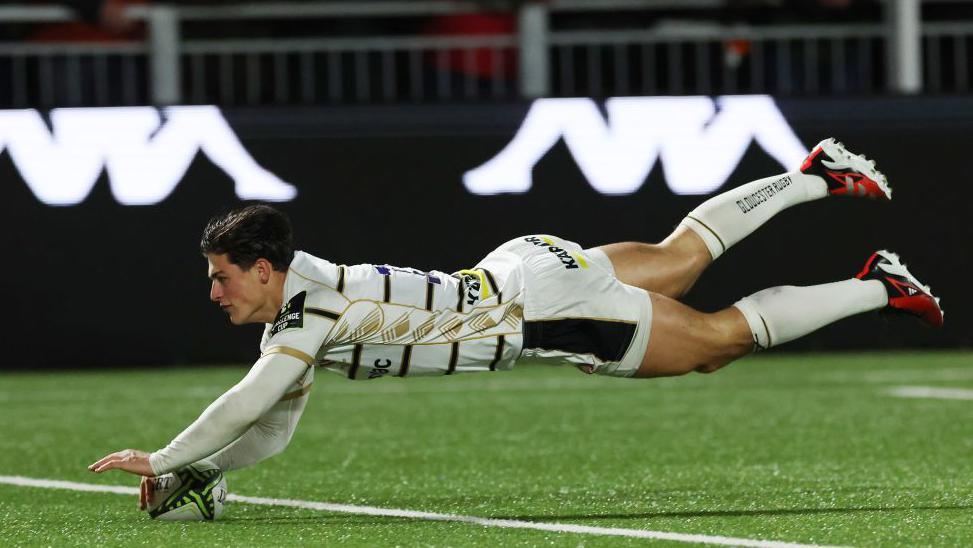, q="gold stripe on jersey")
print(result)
[324,298,523,347]
[263,345,314,365]
[338,294,515,317]
[331,322,349,342]
[440,317,463,340]
[501,303,523,329]
[424,280,434,311]
[489,335,505,371]
[407,330,520,346]
[348,344,363,379]
[306,307,341,321]
[349,308,383,340]
[382,274,391,303]
[399,345,413,377]
[279,383,313,402]
[446,342,459,375]
[337,265,346,293]
[412,316,437,342]
[469,311,498,333]
[380,315,411,343]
